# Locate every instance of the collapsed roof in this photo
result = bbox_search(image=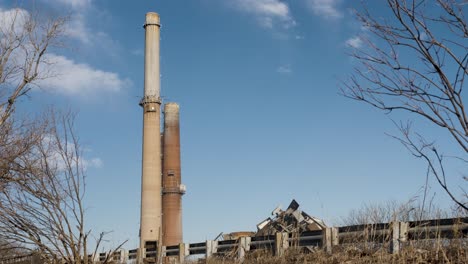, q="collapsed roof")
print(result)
[256,199,326,236]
